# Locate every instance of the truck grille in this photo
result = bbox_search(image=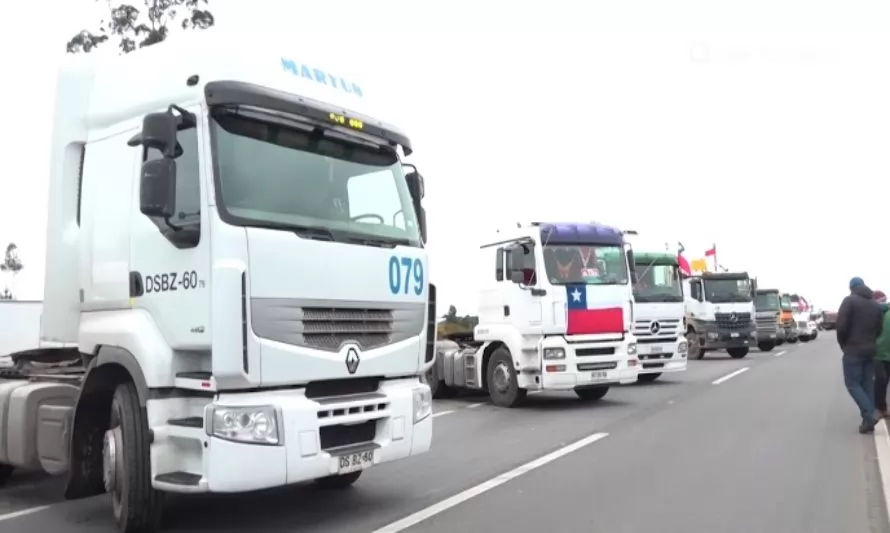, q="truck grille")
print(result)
[301,307,393,351]
[632,318,681,342]
[714,312,752,332]
[756,314,778,332]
